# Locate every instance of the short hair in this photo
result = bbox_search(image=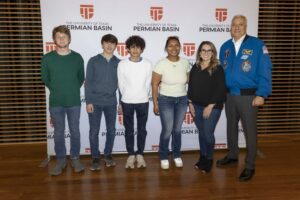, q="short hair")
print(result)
[125,35,146,50]
[231,15,248,26]
[52,25,71,40]
[101,34,118,44]
[164,36,181,51]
